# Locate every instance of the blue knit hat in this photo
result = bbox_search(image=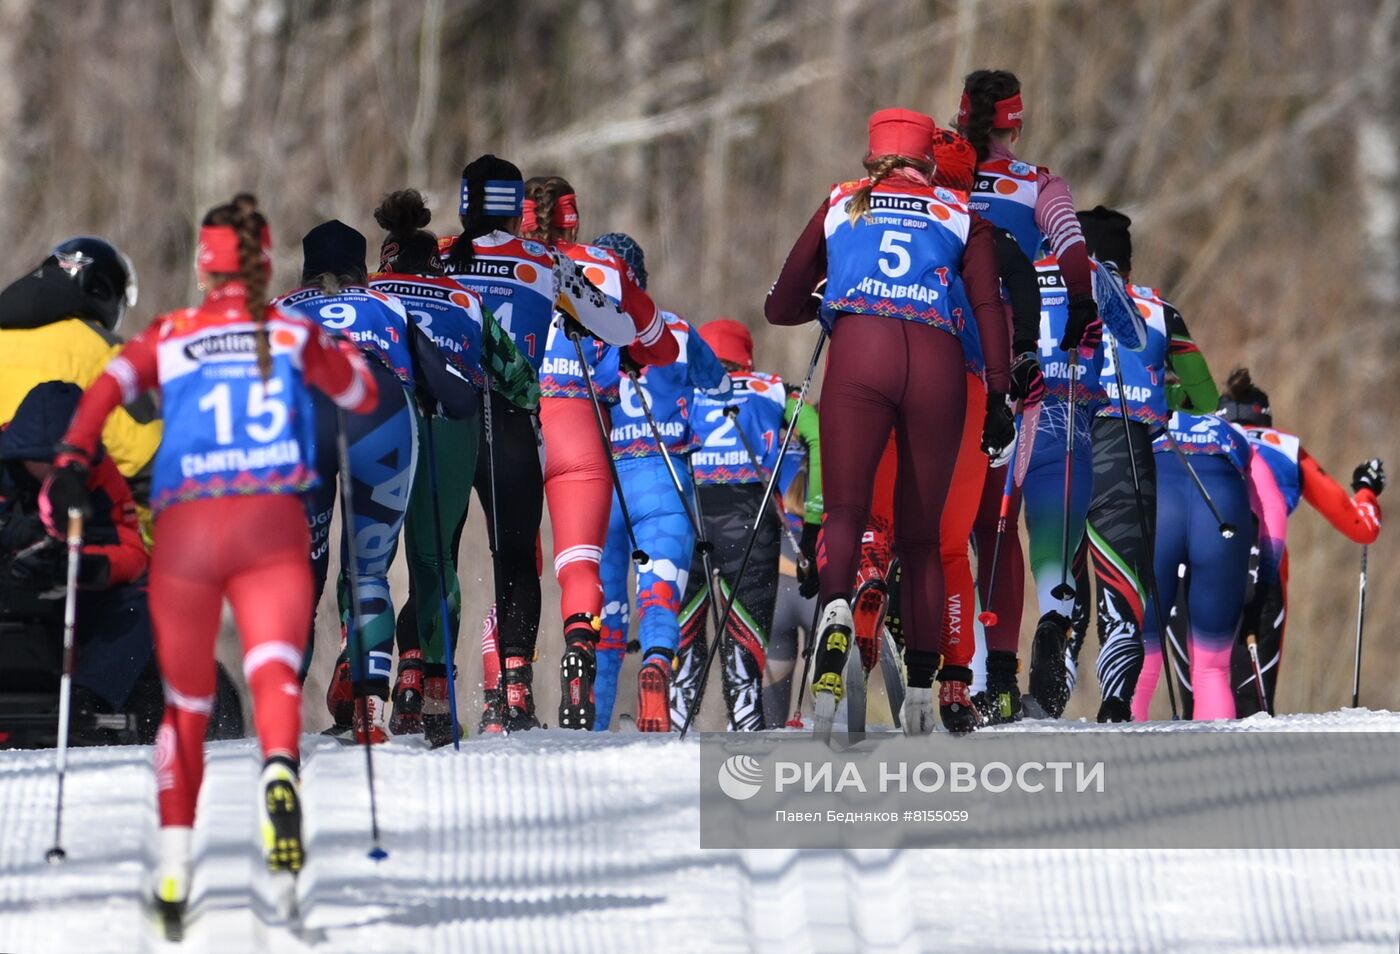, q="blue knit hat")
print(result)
[592,232,647,290]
